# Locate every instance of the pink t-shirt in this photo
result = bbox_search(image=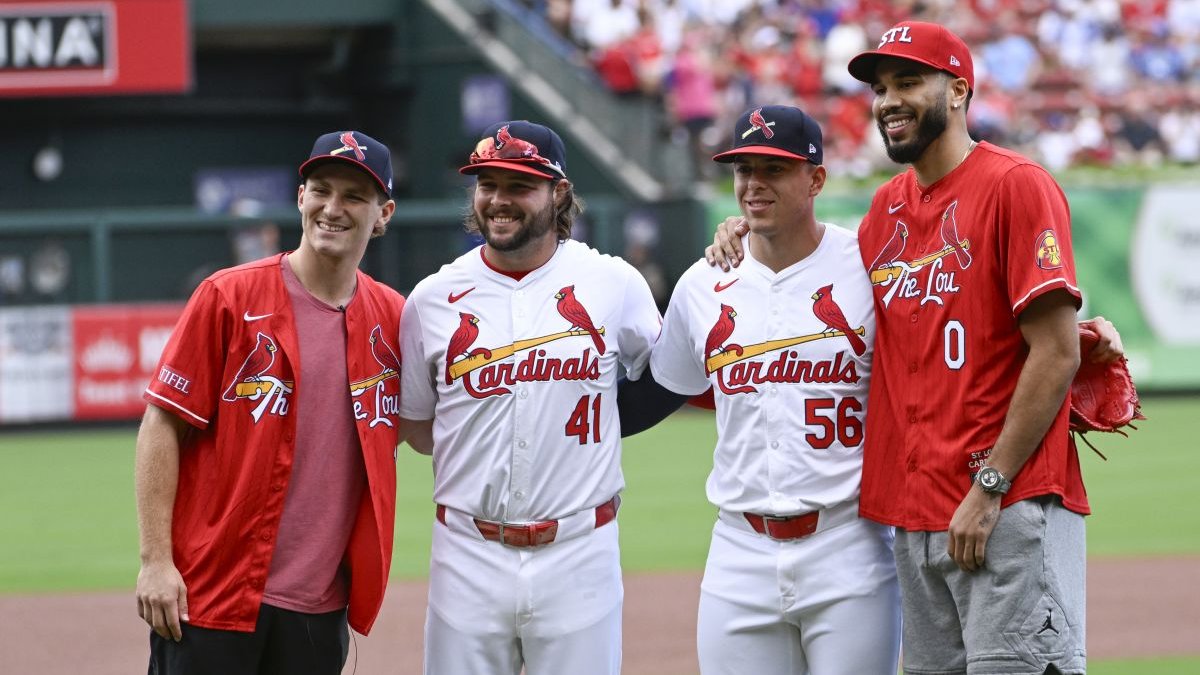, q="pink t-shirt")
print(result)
[262,257,367,613]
